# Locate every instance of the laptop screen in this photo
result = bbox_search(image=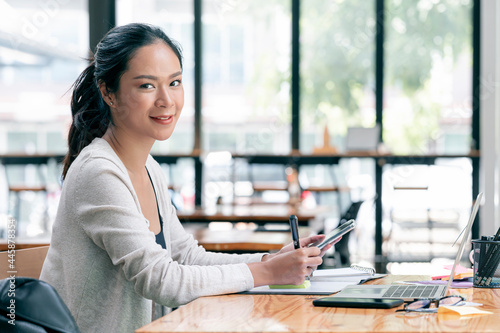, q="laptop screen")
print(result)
[444,192,483,294]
